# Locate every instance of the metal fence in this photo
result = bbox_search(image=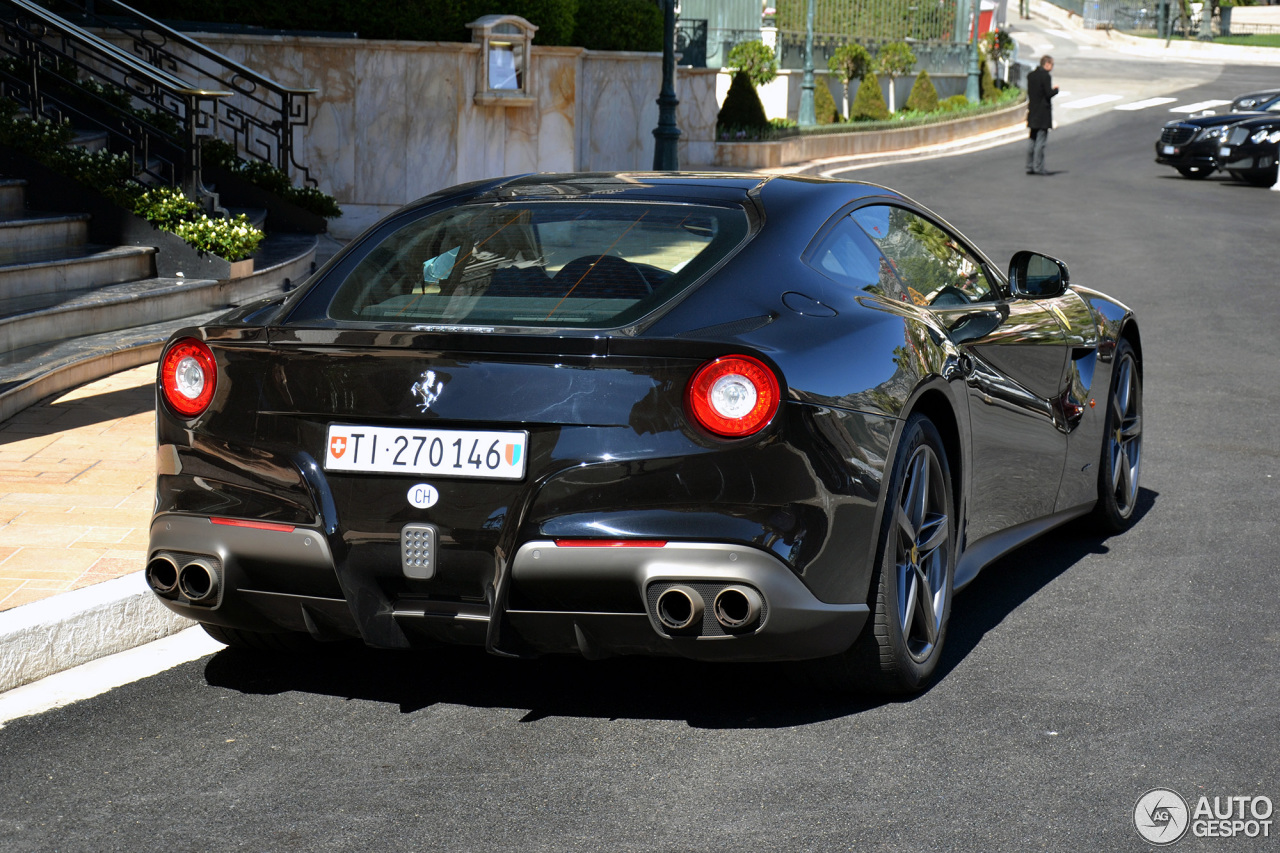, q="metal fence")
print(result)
[775,0,963,42]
